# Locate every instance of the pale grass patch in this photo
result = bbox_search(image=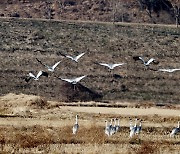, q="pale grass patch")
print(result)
[0,124,179,153]
[12,106,32,117]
